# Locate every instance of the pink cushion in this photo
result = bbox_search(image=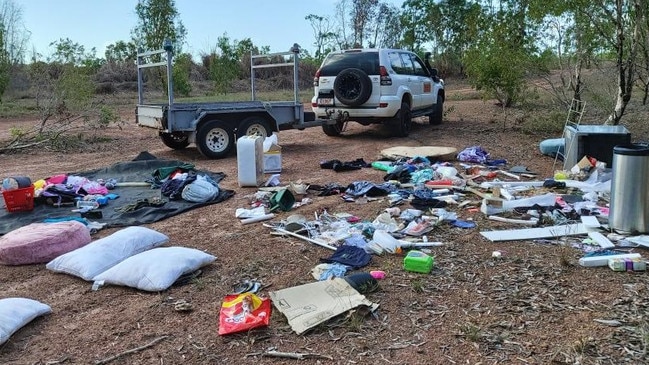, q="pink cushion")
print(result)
[0,221,91,265]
